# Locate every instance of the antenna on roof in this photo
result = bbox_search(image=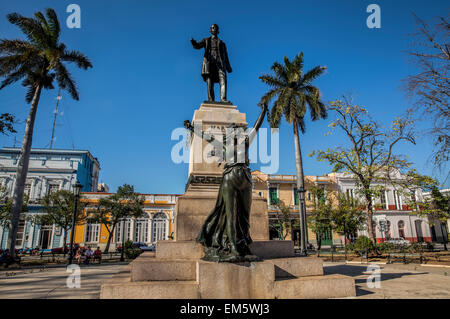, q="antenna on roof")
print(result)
[50,88,62,149]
